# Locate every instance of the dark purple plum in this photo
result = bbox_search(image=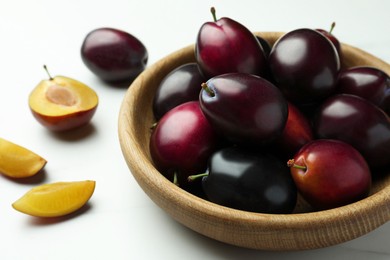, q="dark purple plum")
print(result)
[81,27,148,85]
[255,35,272,57]
[149,101,217,186]
[316,22,342,58]
[195,7,267,79]
[189,146,297,214]
[268,28,340,104]
[380,88,390,116]
[336,66,390,108]
[153,63,206,120]
[314,94,390,169]
[199,73,288,146]
[254,35,274,82]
